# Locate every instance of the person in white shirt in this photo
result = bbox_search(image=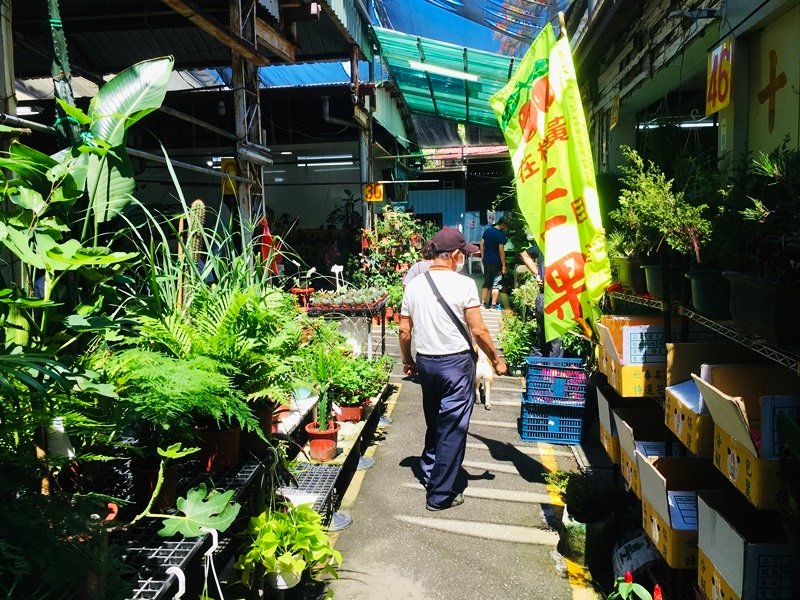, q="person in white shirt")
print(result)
[399,227,507,511]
